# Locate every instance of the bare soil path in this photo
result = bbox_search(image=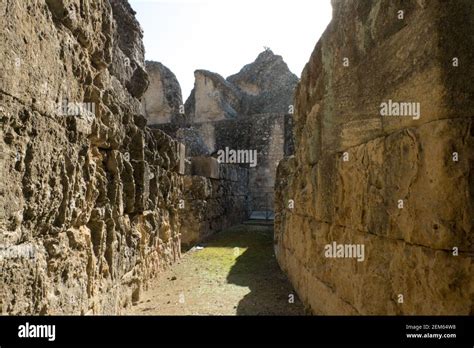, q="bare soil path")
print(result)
[127,224,305,315]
